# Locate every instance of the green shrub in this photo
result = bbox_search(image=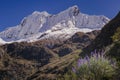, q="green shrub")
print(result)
[59,50,117,80]
[112,27,120,43]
